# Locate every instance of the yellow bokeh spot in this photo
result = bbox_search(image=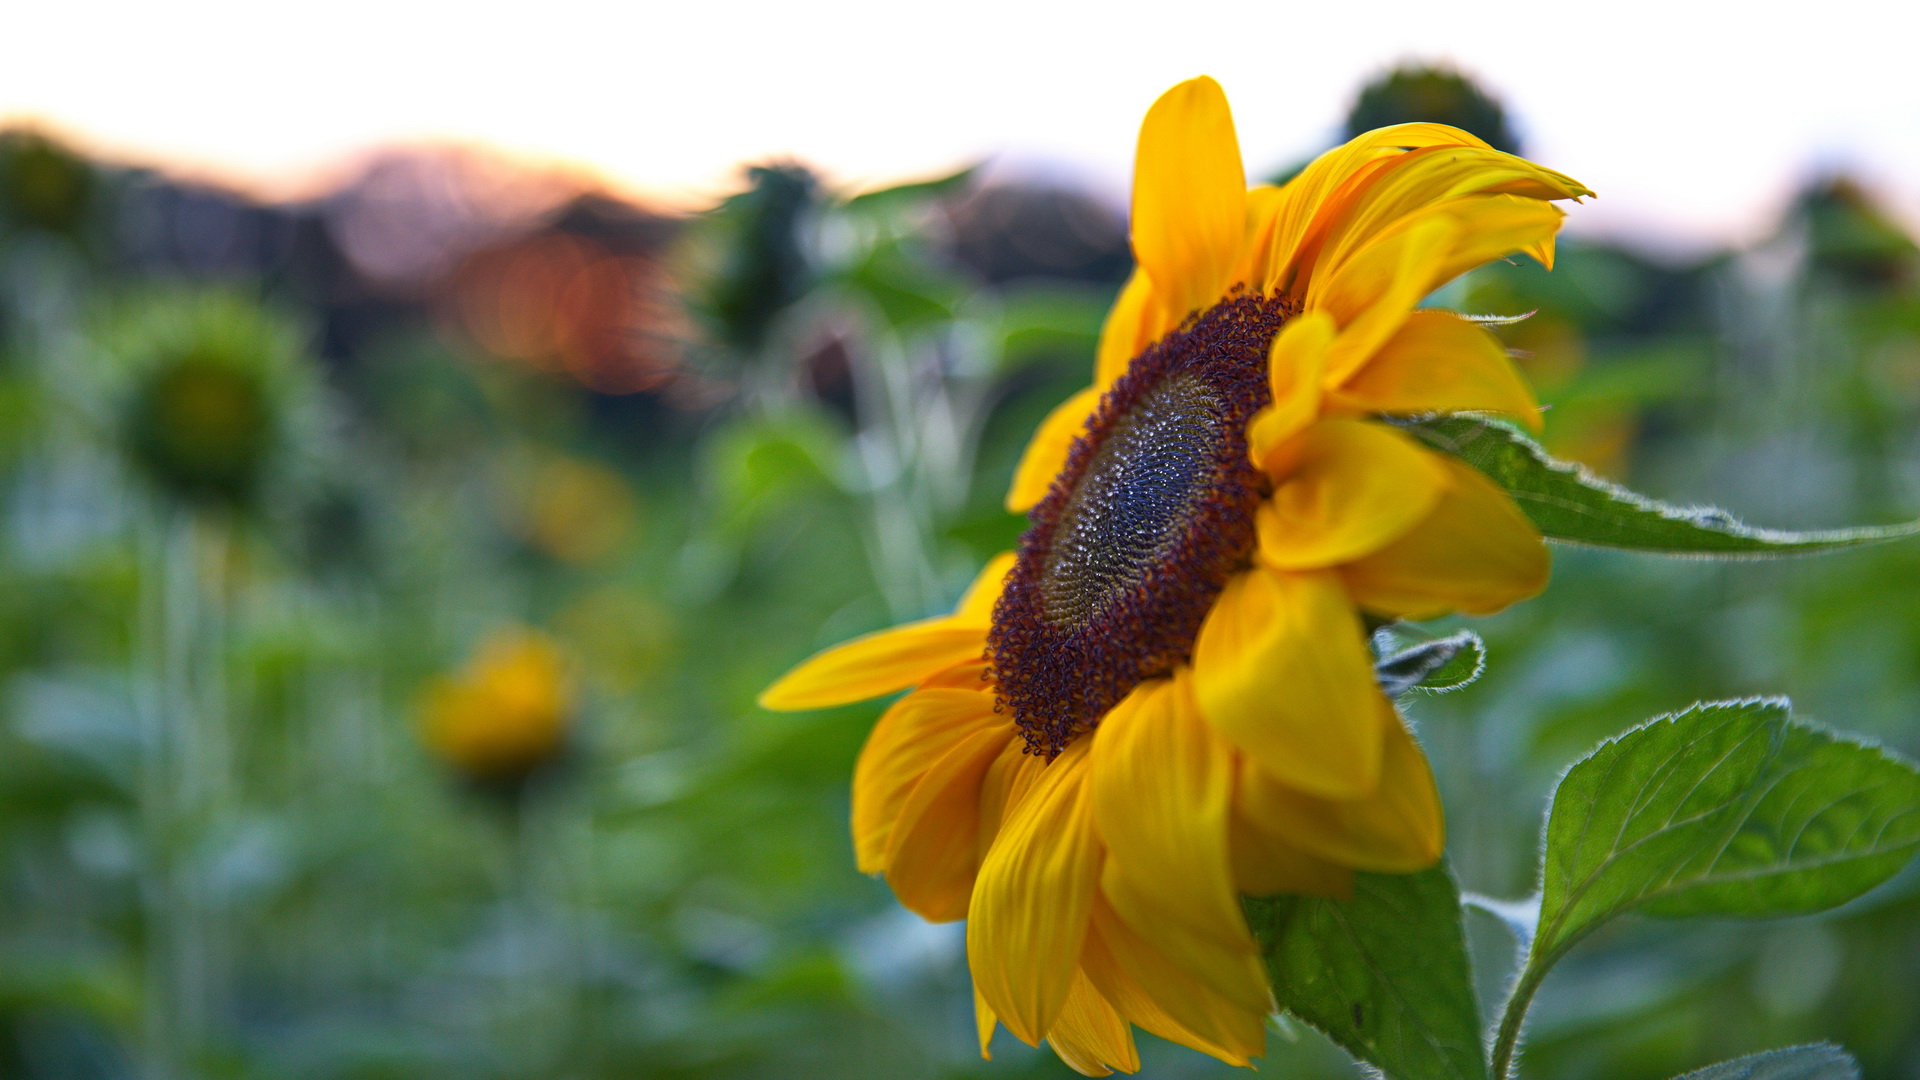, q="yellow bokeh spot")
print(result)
[419,629,572,783]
